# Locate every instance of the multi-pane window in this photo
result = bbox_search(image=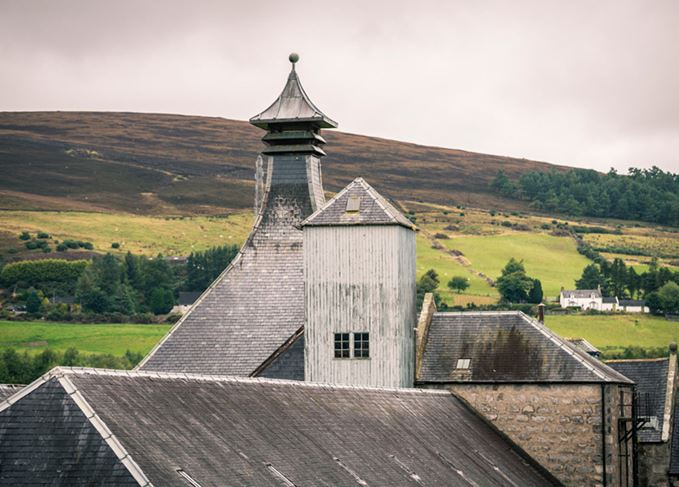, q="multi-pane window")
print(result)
[334,332,369,358]
[334,333,350,358]
[354,332,370,358]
